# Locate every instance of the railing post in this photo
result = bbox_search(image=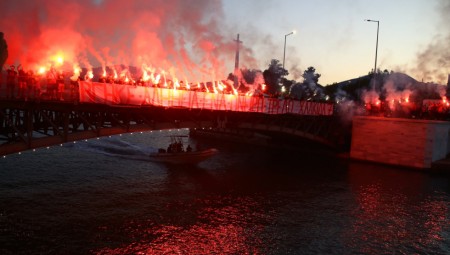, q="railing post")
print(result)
[26,108,33,147]
[63,111,69,142]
